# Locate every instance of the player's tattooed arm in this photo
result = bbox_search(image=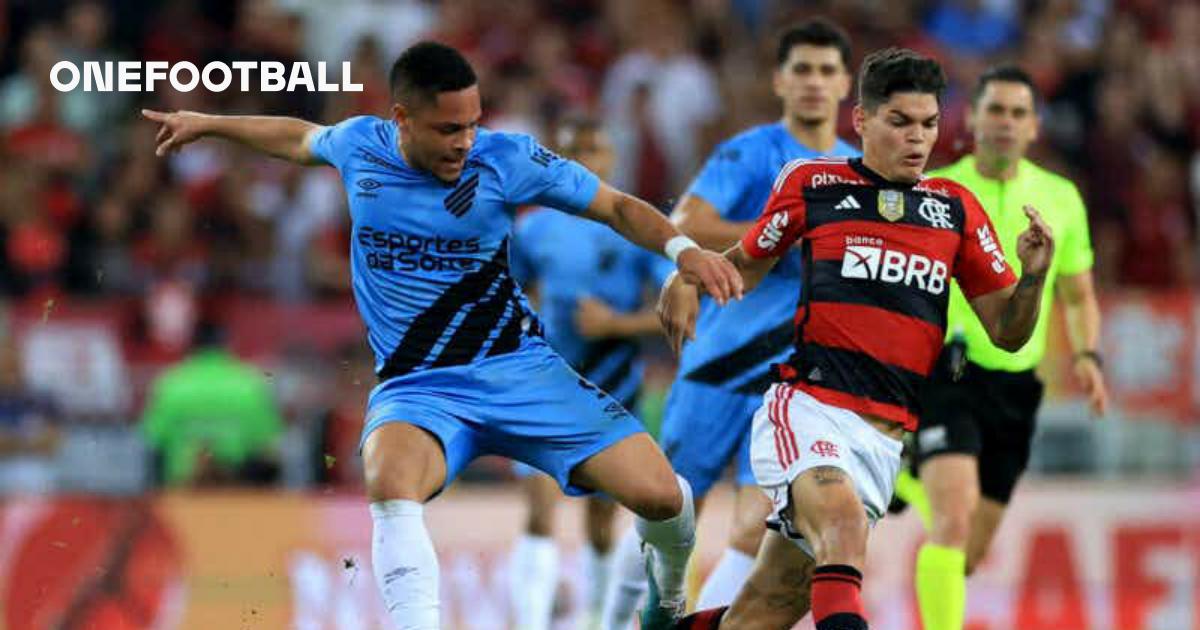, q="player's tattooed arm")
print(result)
[970,272,1046,352]
[970,205,1055,352]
